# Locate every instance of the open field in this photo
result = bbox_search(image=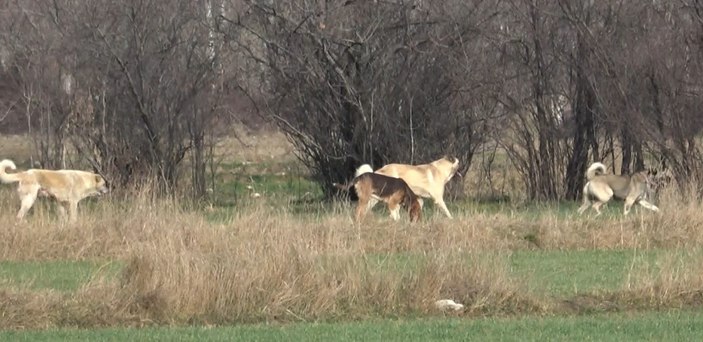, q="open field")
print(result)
[4,310,703,341]
[2,132,703,340]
